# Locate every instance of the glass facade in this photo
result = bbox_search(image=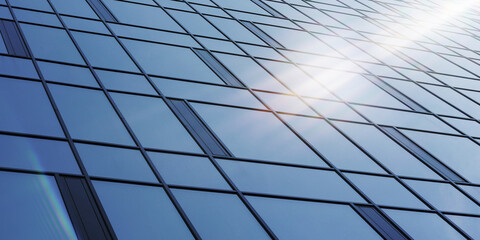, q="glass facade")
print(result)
[1,0,480,239]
